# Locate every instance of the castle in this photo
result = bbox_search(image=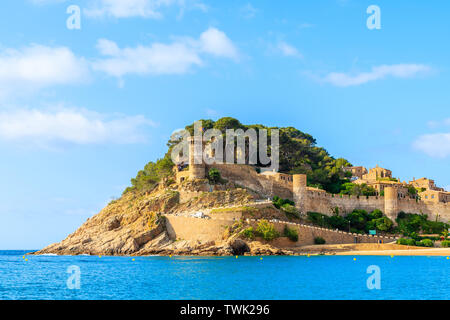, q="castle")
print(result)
[344,165,450,204]
[174,136,450,223]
